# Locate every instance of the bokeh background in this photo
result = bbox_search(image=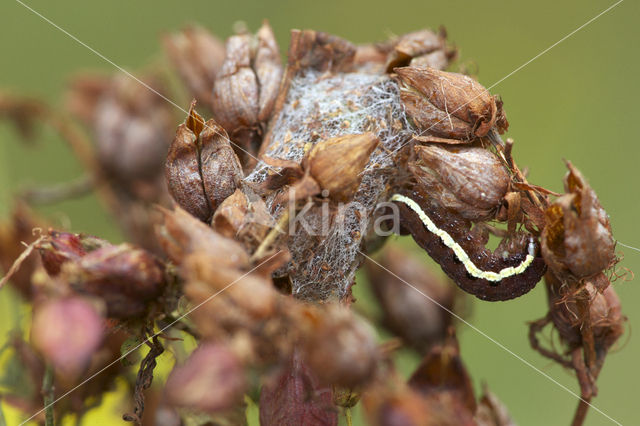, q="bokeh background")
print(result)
[1,0,638,425]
